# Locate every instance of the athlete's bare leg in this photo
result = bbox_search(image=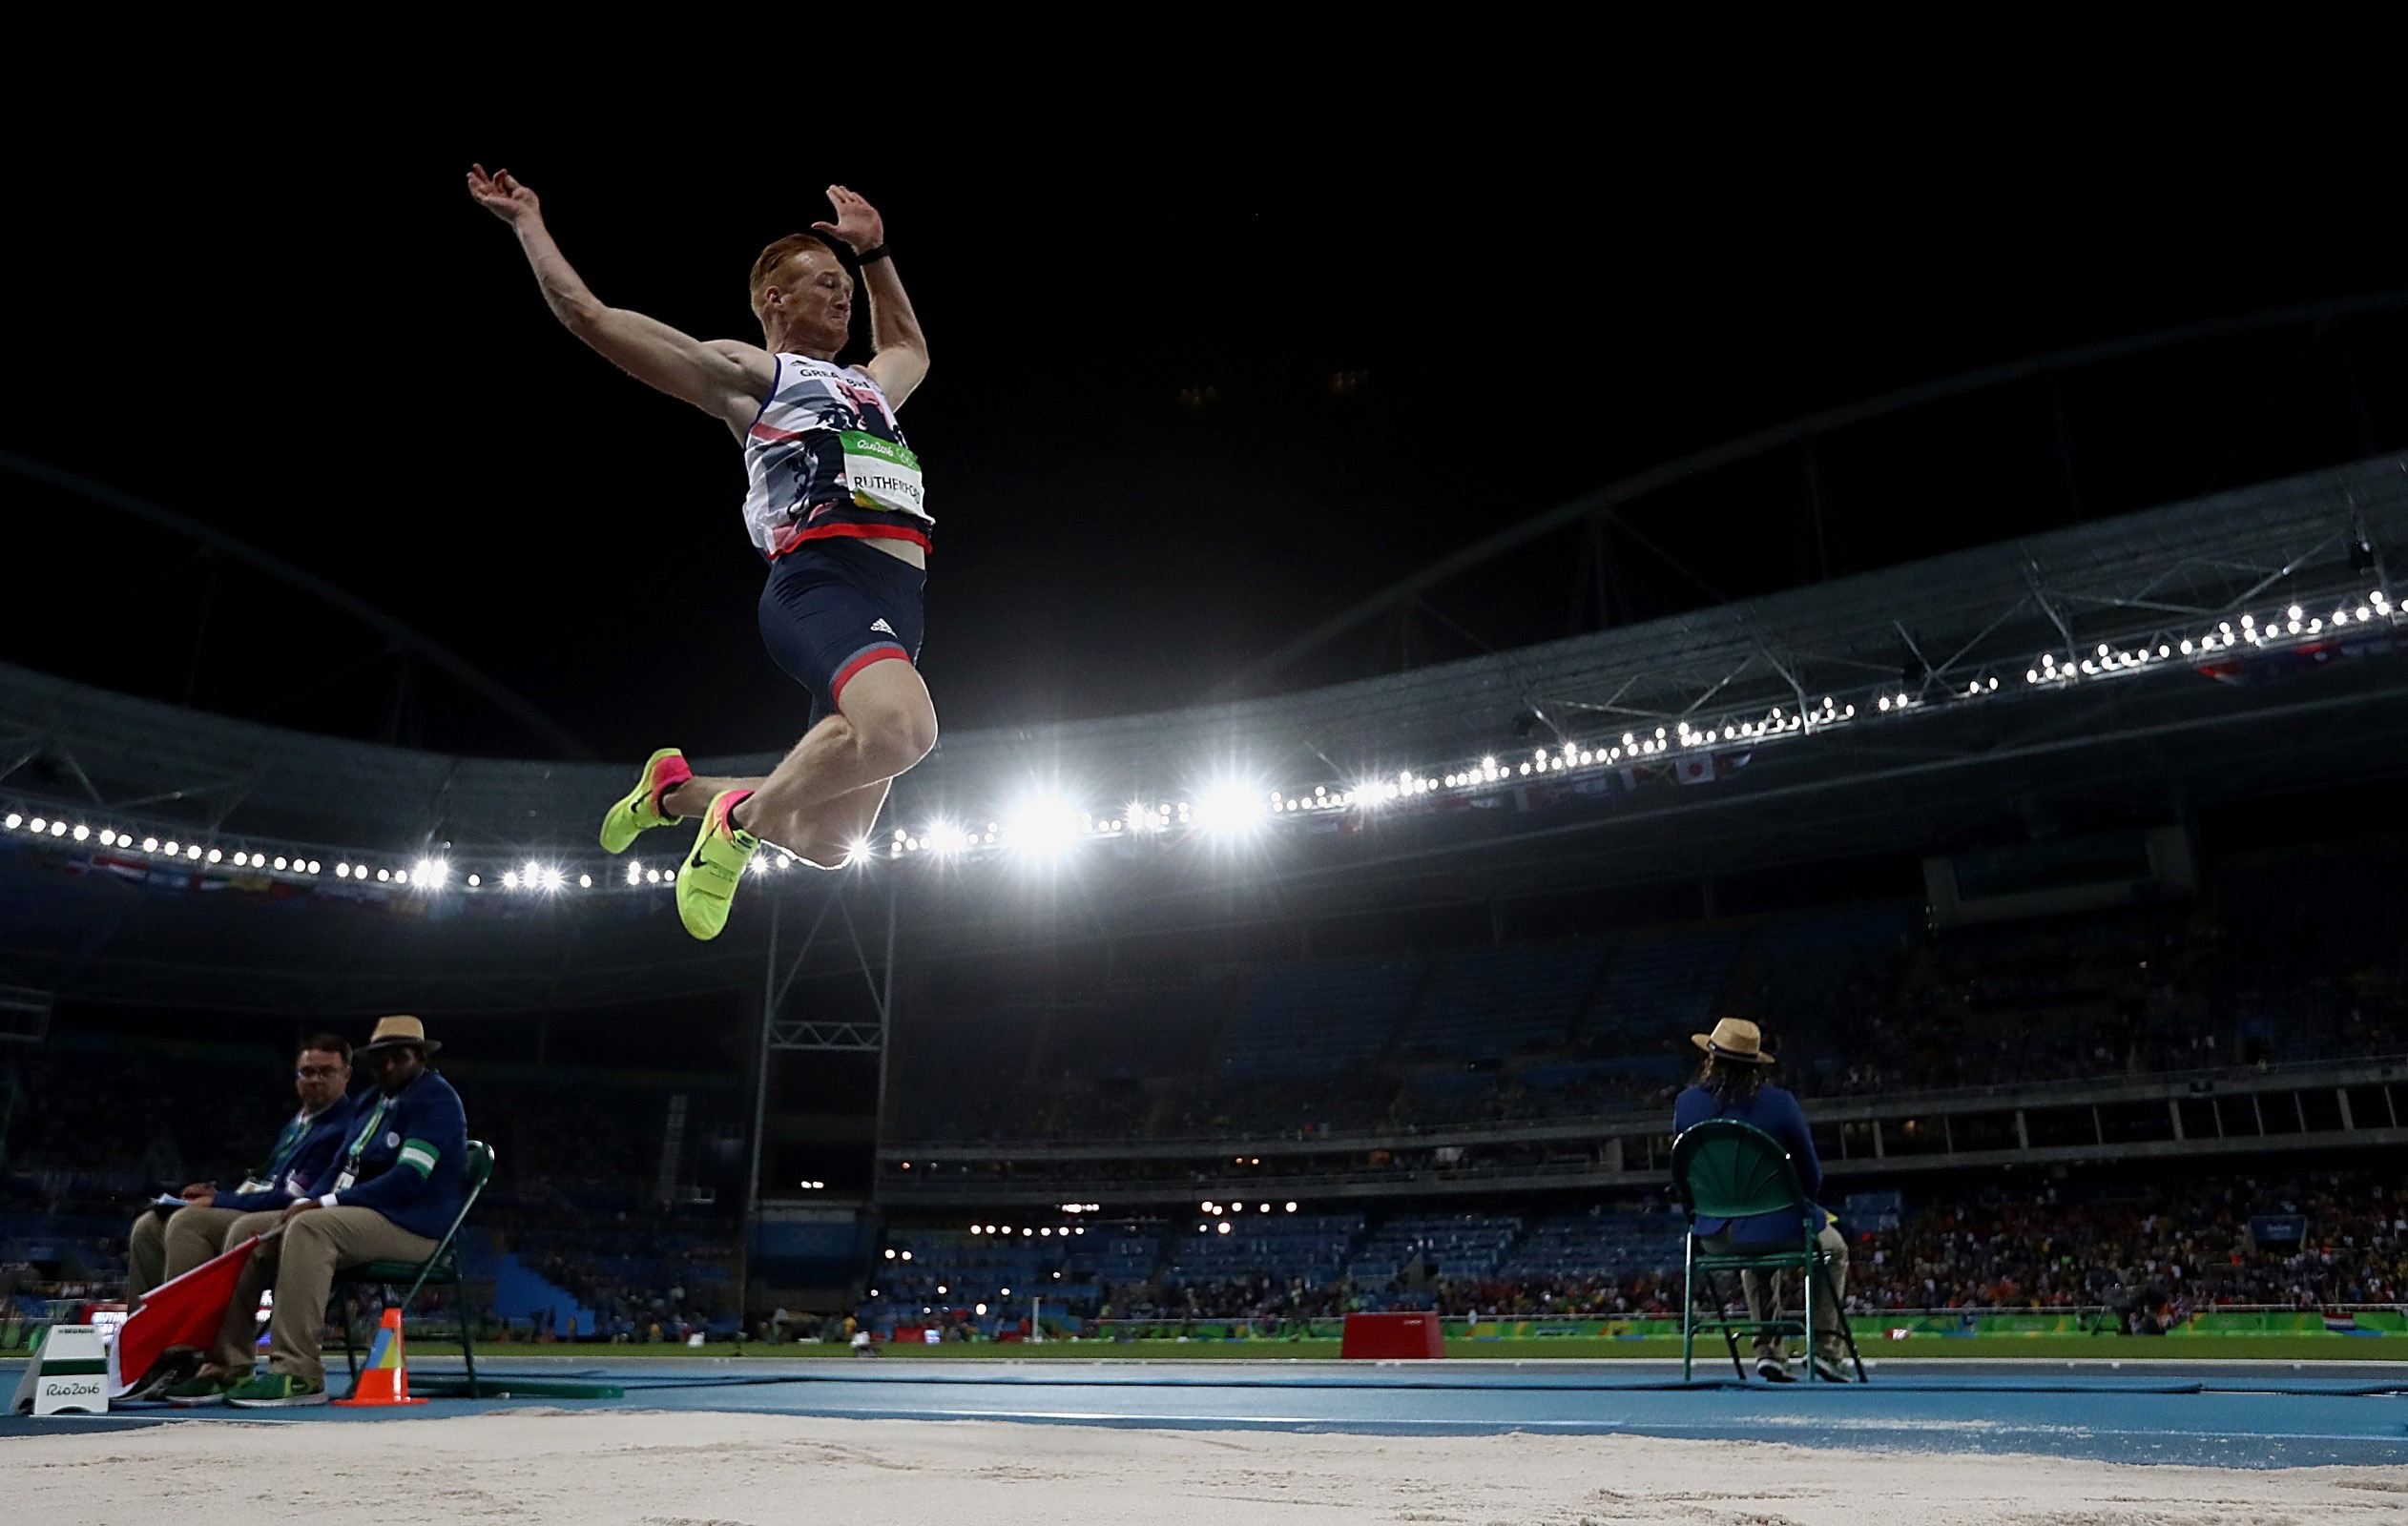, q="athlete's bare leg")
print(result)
[660,660,934,865]
[663,739,888,868]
